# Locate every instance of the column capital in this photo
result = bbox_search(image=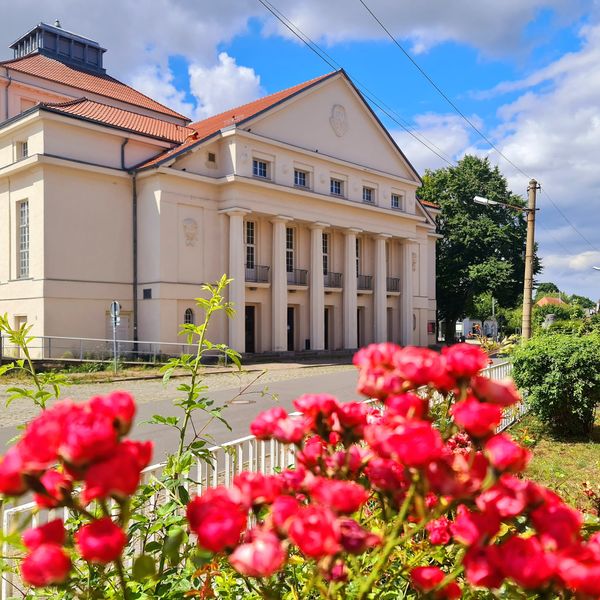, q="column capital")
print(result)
[309,221,330,230]
[375,233,392,240]
[271,215,294,224]
[345,227,362,235]
[219,207,251,216]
